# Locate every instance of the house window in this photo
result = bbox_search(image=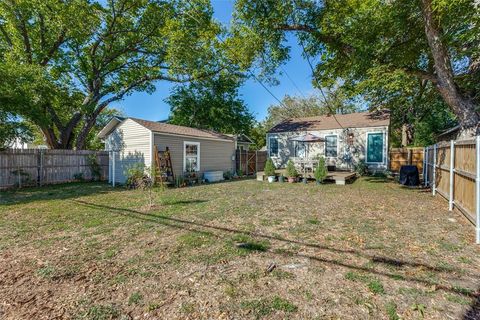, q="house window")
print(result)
[325,135,338,157]
[269,137,279,157]
[294,141,306,158]
[366,132,384,163]
[184,141,200,172]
